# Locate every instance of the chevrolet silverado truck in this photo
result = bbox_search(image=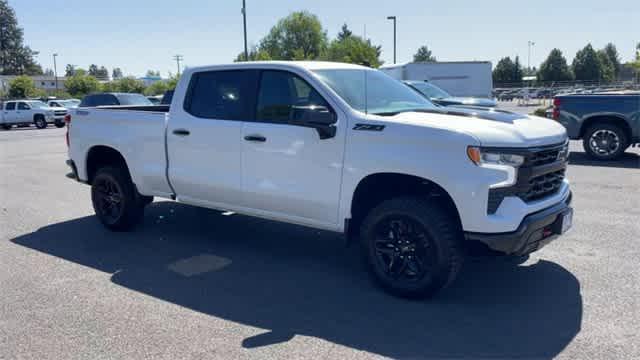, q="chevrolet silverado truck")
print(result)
[66,62,573,298]
[1,100,67,130]
[552,93,640,160]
